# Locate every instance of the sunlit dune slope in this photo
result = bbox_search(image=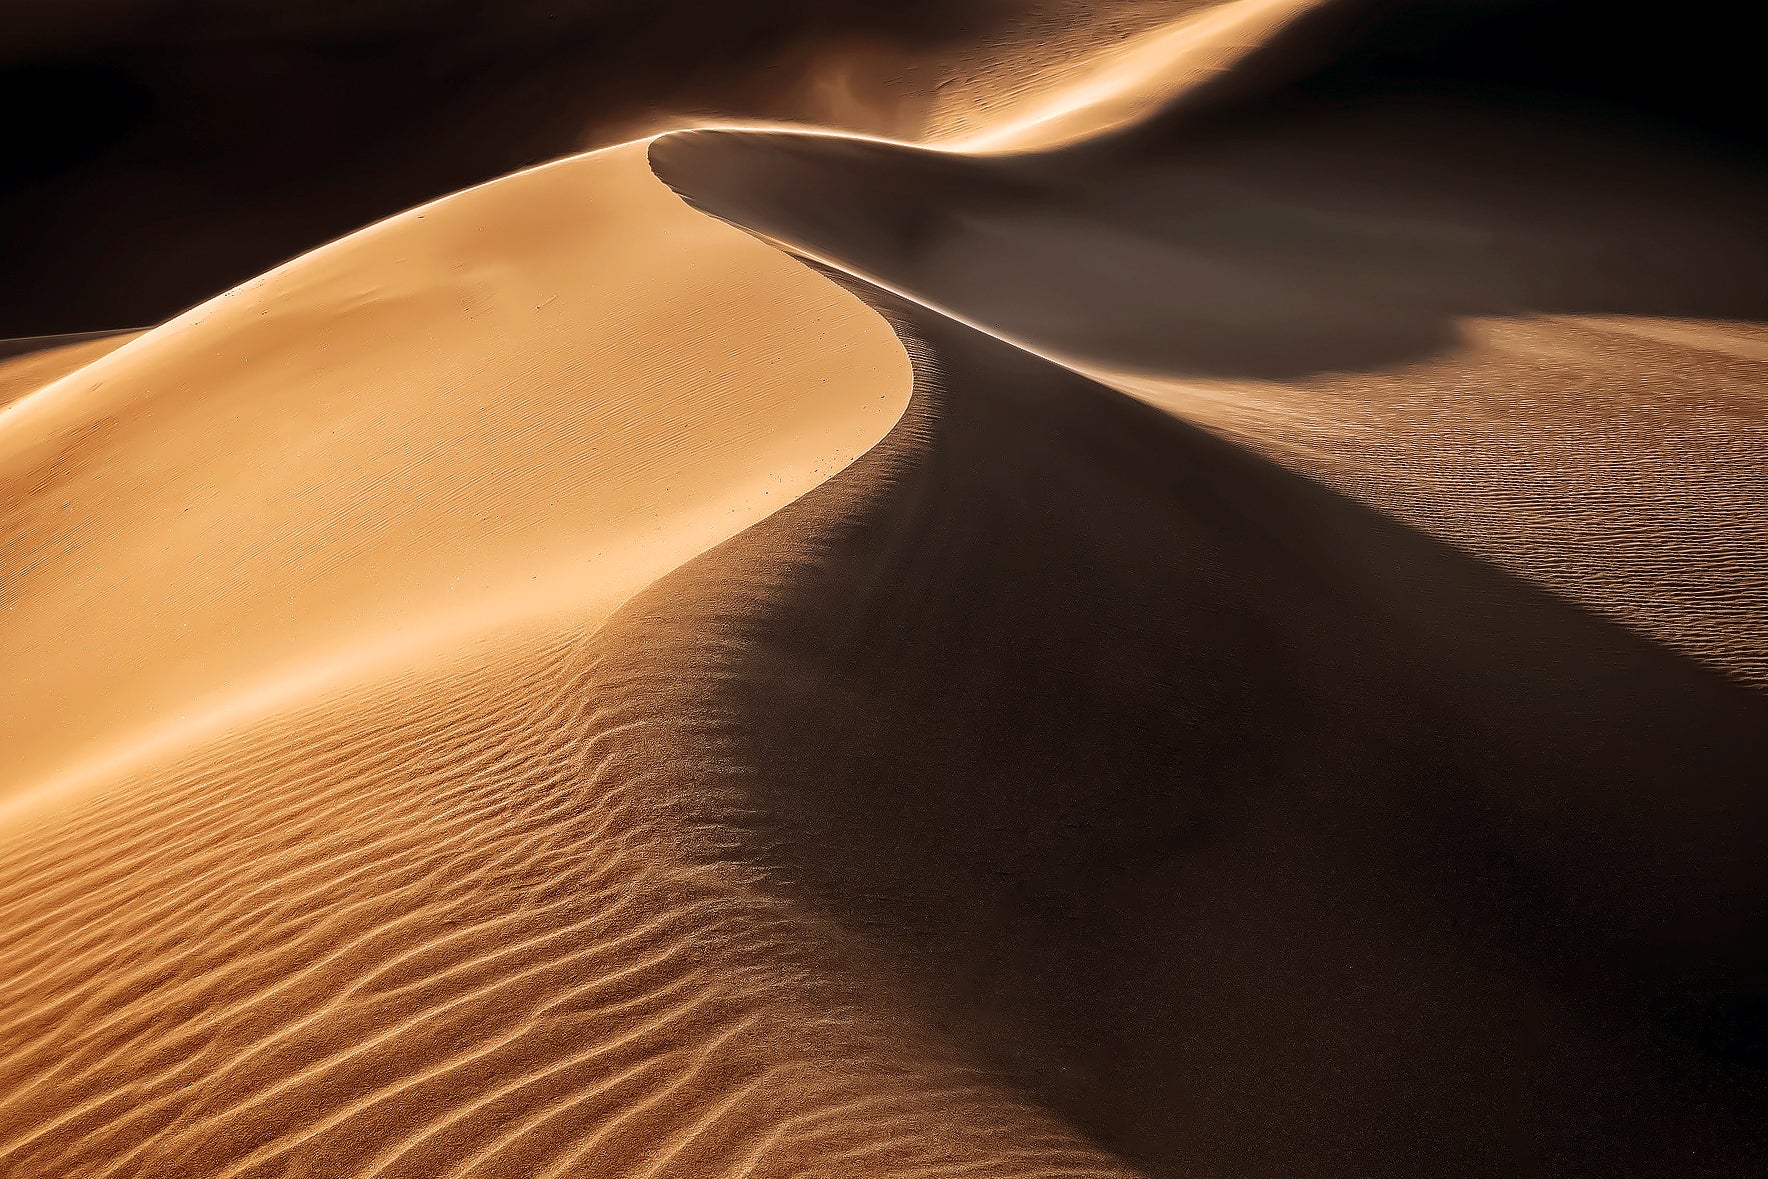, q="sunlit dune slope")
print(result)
[650,102,1768,685]
[1,0,1322,809]
[0,331,142,411]
[0,140,908,811]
